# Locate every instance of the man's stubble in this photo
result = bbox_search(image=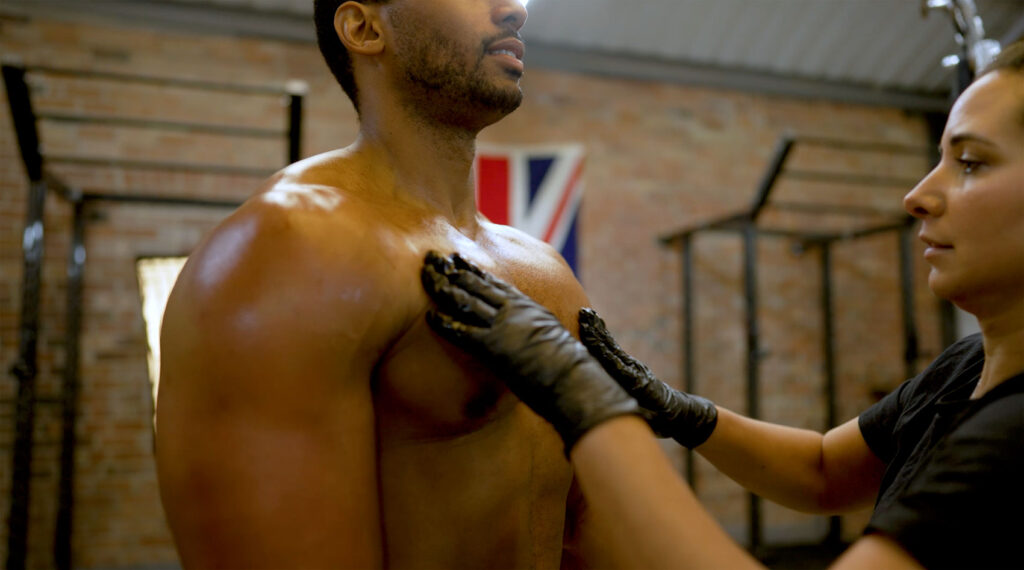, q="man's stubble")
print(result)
[389,9,523,128]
